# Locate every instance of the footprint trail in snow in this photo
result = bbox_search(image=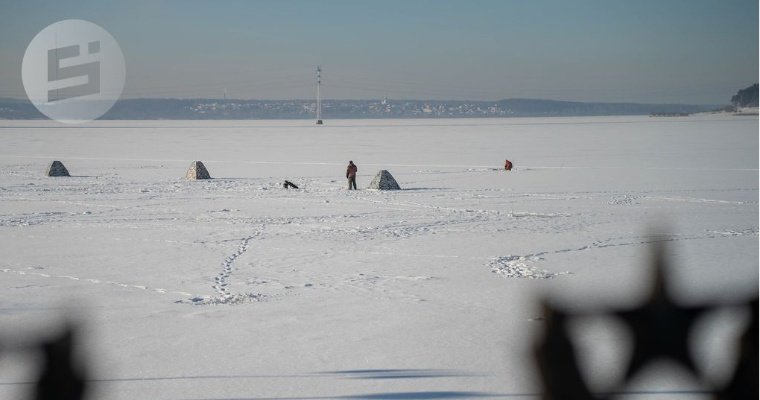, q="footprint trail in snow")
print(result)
[193,227,266,305]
